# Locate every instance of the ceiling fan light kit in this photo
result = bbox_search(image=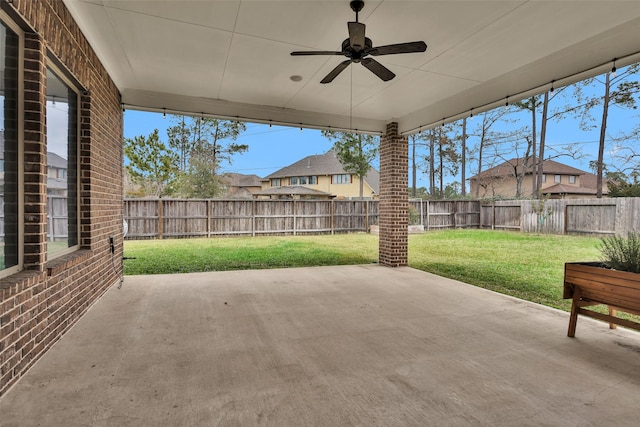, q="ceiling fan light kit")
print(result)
[291,0,427,84]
